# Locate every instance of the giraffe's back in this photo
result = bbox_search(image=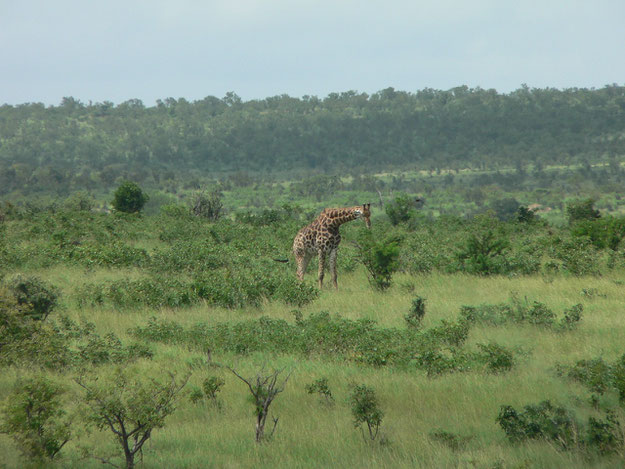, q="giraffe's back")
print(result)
[293,223,320,254]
